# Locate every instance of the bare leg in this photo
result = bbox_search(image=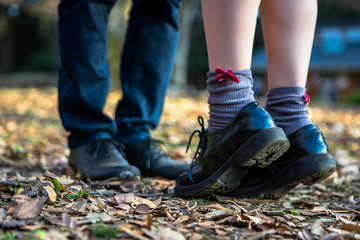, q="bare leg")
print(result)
[260,0,317,89]
[201,0,261,71]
